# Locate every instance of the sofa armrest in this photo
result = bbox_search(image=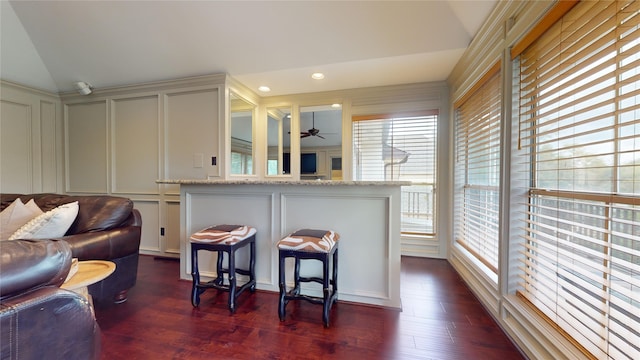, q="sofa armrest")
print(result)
[1,287,100,359]
[57,225,141,260]
[0,239,72,299]
[125,208,142,227]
